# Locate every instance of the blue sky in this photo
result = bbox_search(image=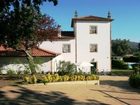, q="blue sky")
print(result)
[41,0,140,42]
